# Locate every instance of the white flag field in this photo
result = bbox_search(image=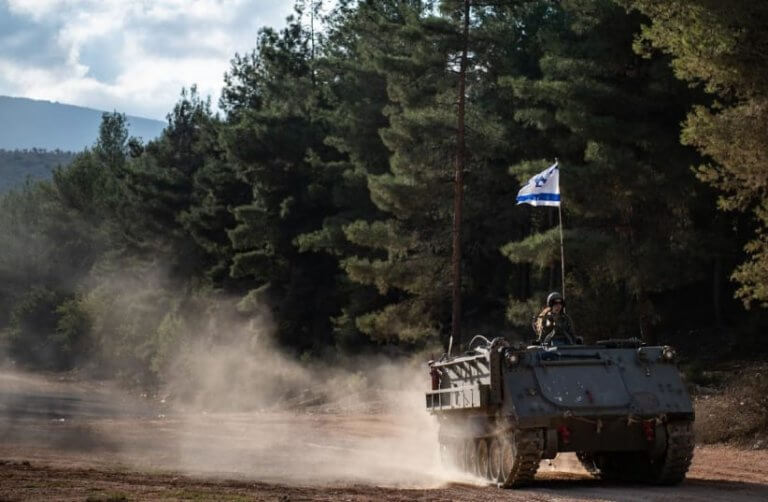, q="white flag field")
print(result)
[516,162,560,207]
